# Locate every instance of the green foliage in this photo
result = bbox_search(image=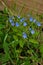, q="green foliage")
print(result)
[39,44,43,58]
[0,8,43,65]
